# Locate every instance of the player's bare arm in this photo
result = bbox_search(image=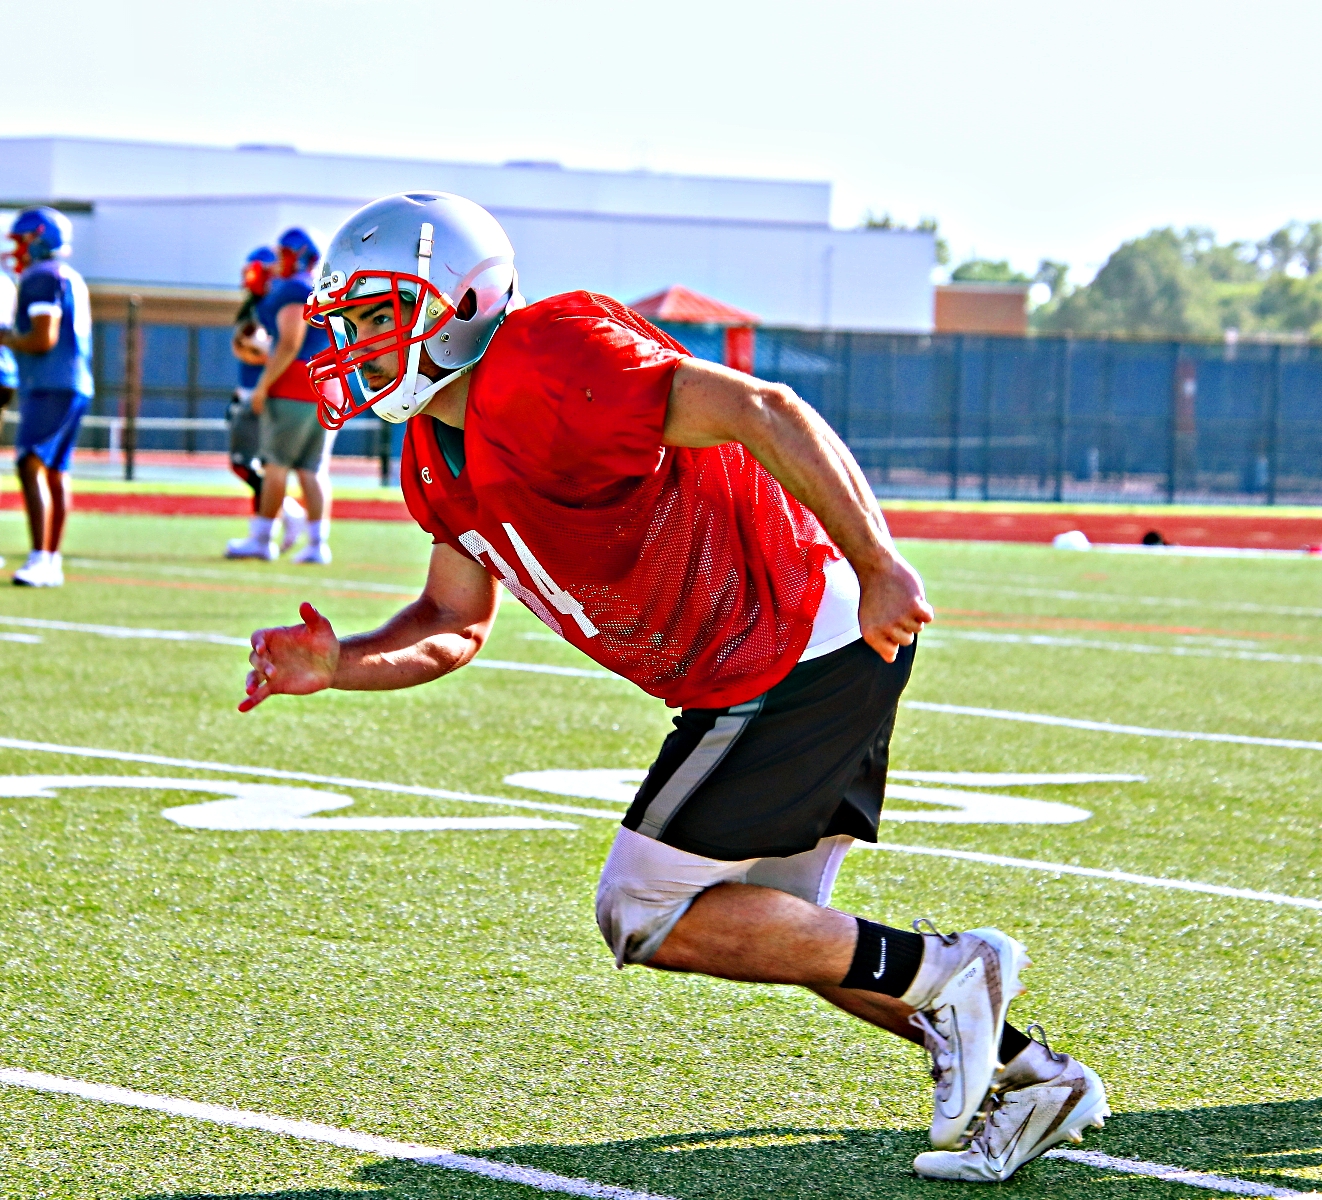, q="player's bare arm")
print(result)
[663,357,934,661]
[239,540,497,711]
[249,302,308,413]
[0,311,59,355]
